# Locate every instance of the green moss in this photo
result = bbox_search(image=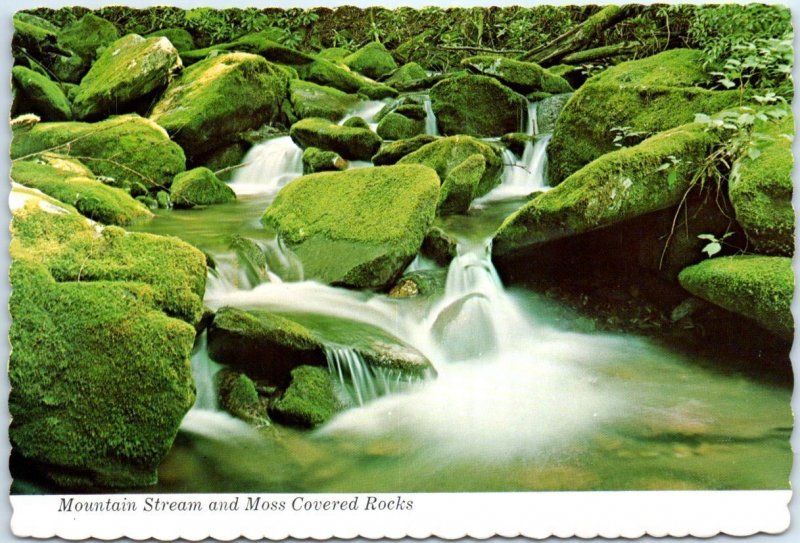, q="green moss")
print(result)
[500,132,534,157]
[11,200,206,325]
[317,47,352,61]
[156,190,171,209]
[438,154,486,215]
[679,255,793,339]
[217,371,264,423]
[729,112,794,255]
[57,13,119,62]
[430,74,527,137]
[229,234,268,284]
[11,160,152,226]
[461,56,572,94]
[372,135,438,165]
[357,82,399,100]
[344,41,398,79]
[298,58,396,98]
[51,53,86,84]
[385,62,428,86]
[269,366,341,428]
[289,117,381,160]
[170,167,236,208]
[150,52,289,160]
[289,79,358,122]
[180,30,313,65]
[493,123,716,256]
[73,34,180,120]
[262,164,439,288]
[377,112,424,140]
[11,114,186,191]
[145,27,195,52]
[302,146,347,174]
[342,116,370,129]
[398,135,503,198]
[11,66,72,121]
[593,49,711,88]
